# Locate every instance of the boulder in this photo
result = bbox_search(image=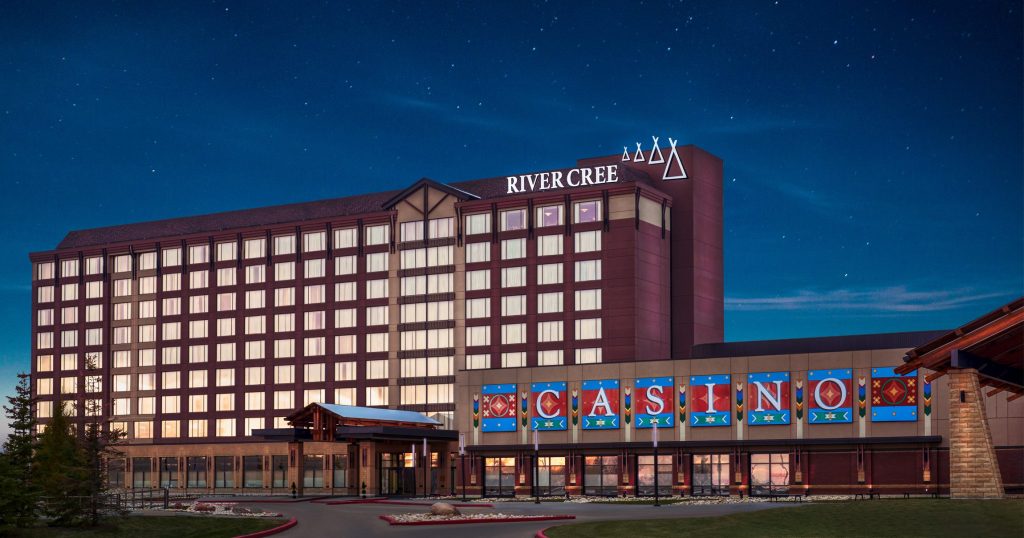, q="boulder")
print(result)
[430,502,460,516]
